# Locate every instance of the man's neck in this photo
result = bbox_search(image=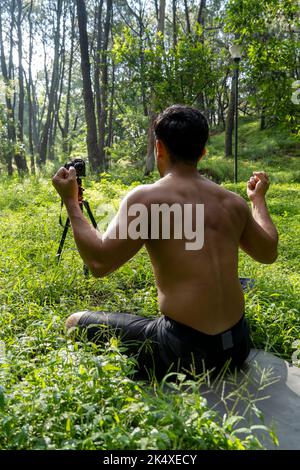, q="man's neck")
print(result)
[162,163,200,178]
